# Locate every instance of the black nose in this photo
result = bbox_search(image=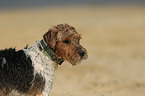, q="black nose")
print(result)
[78,50,85,57]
